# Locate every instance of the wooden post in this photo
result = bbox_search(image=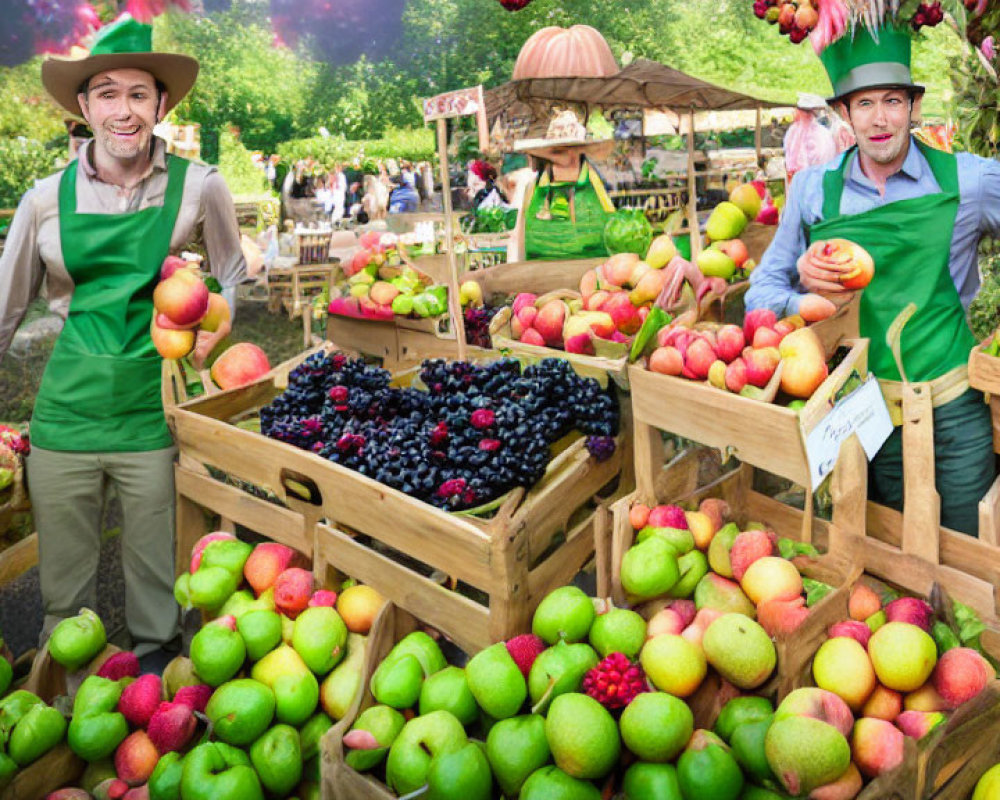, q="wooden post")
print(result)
[436,118,468,361]
[754,103,763,167]
[686,108,701,261]
[902,382,940,564]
